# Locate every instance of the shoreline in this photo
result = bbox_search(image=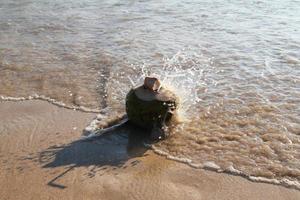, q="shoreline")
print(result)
[150,144,300,191]
[0,100,299,200]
